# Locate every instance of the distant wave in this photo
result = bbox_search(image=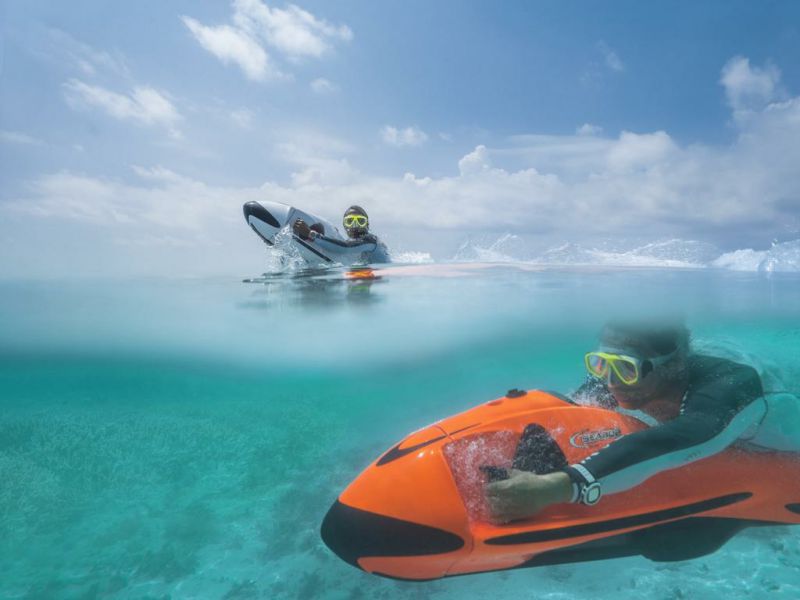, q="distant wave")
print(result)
[391,251,434,264]
[453,236,800,272]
